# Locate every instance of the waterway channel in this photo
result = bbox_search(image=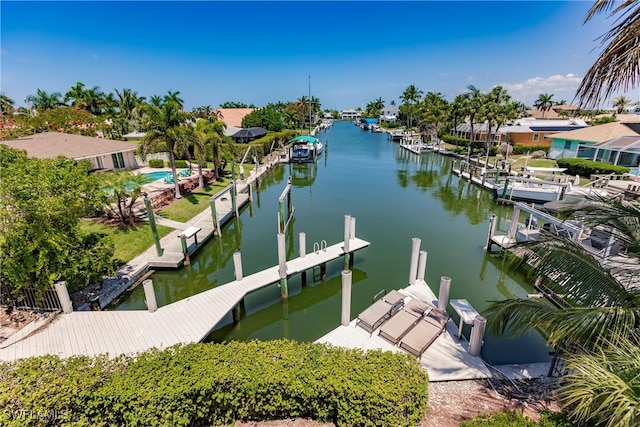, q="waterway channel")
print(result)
[114,120,550,365]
